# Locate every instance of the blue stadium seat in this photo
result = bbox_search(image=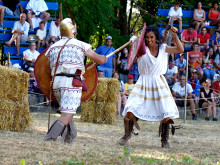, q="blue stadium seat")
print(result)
[4,46,45,55]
